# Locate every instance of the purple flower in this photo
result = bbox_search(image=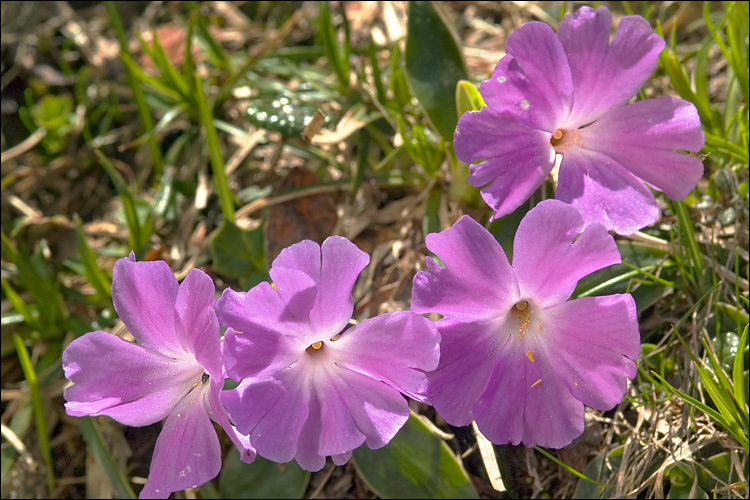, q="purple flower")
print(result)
[63,256,255,499]
[454,5,705,235]
[411,200,641,448]
[216,236,441,471]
